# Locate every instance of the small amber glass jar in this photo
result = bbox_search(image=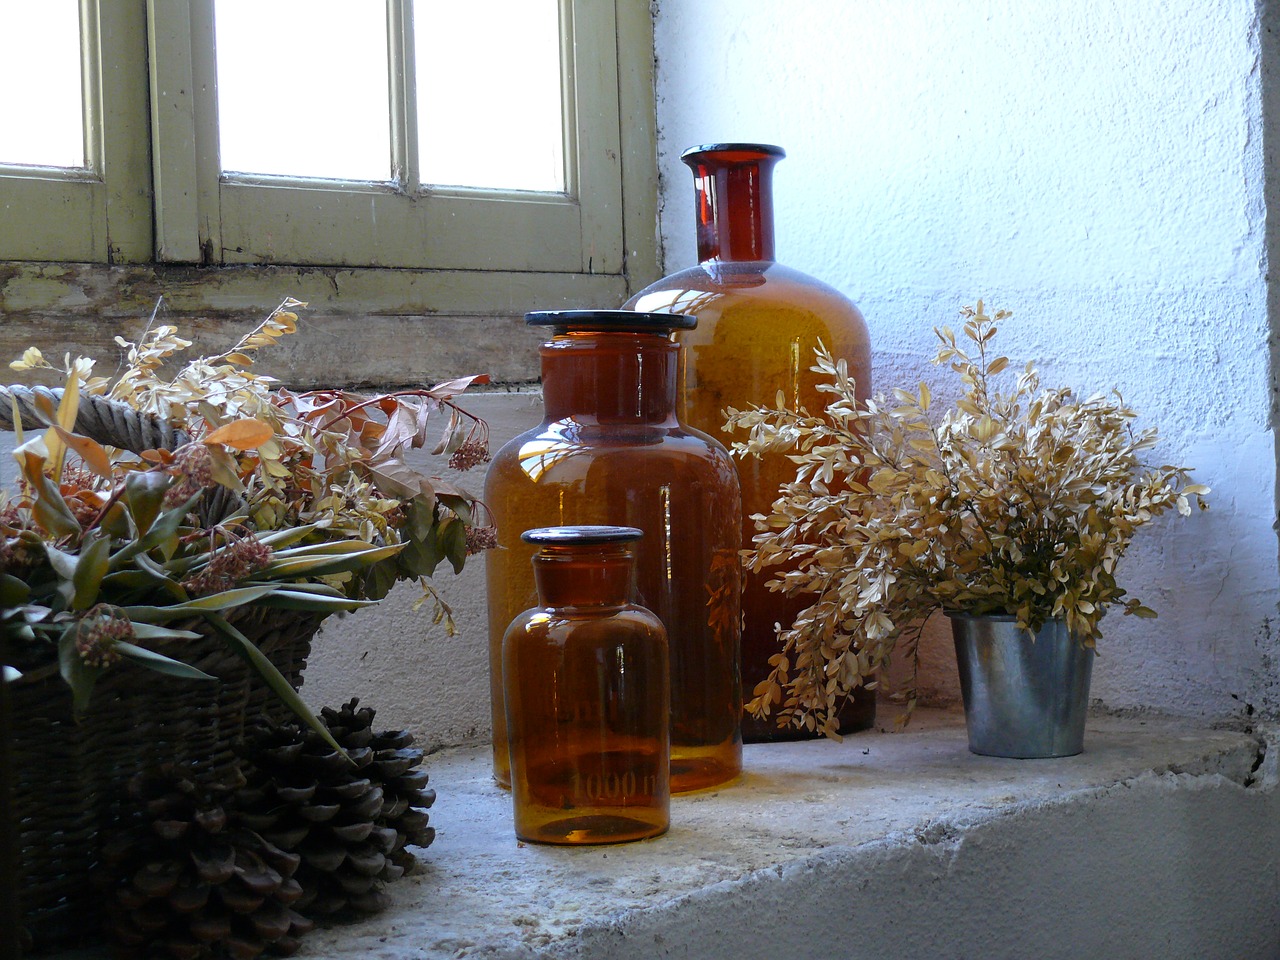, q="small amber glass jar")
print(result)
[485,310,742,794]
[503,525,670,845]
